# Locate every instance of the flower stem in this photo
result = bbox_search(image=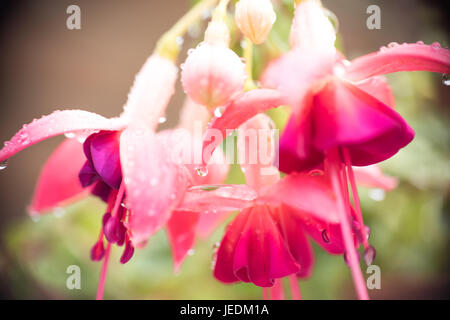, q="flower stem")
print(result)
[327,148,369,300]
[289,275,302,300]
[342,148,369,249]
[243,37,257,90]
[156,0,219,61]
[96,242,111,300]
